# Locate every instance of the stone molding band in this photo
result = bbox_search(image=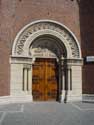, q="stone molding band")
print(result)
[12,20,81,59]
